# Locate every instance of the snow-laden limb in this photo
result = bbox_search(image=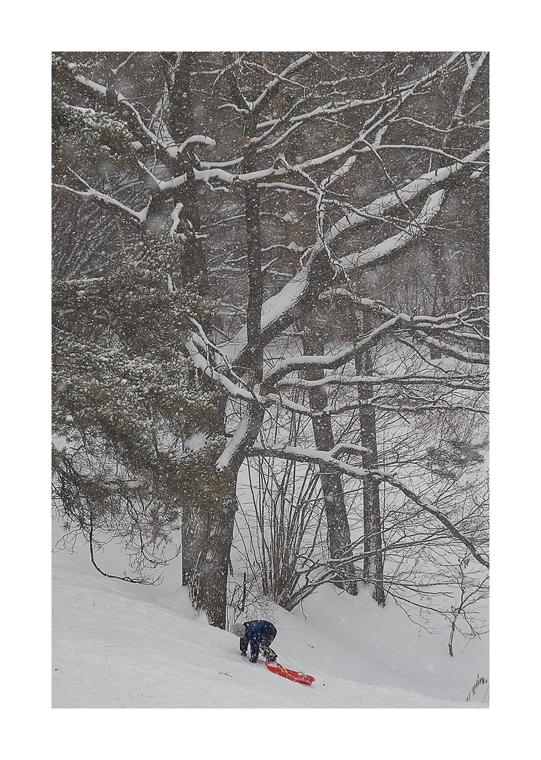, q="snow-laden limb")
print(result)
[326,144,488,246]
[322,155,357,190]
[277,372,488,392]
[248,53,314,112]
[263,392,312,417]
[216,397,267,473]
[165,112,486,199]
[175,134,217,156]
[249,442,371,478]
[110,52,137,75]
[149,164,289,195]
[185,336,255,402]
[254,120,304,153]
[254,52,461,155]
[169,202,184,238]
[248,443,489,569]
[367,143,489,164]
[52,181,149,227]
[403,335,489,366]
[262,314,404,389]
[183,341,306,419]
[215,413,252,472]
[220,267,309,362]
[320,398,487,419]
[222,144,488,366]
[443,52,488,151]
[70,65,216,164]
[72,69,170,154]
[339,189,446,272]
[195,165,287,186]
[256,92,398,135]
[328,442,371,458]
